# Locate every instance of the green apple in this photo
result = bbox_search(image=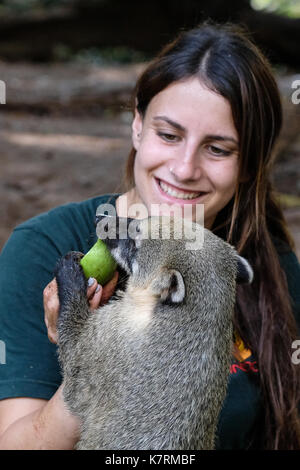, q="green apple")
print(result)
[80,239,117,285]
